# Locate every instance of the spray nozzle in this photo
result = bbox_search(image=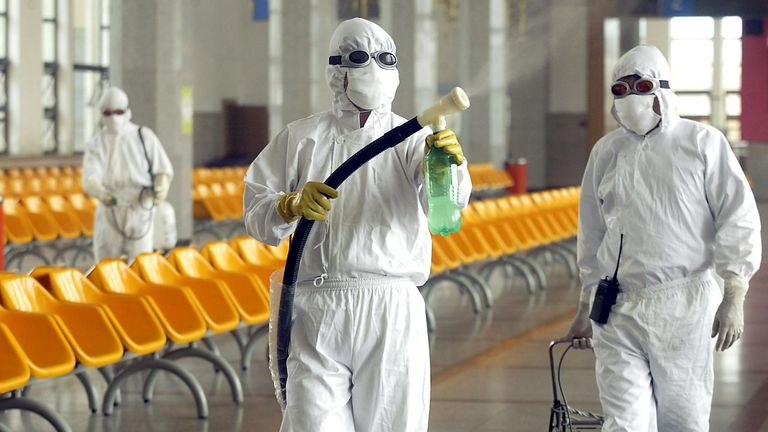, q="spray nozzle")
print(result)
[417,87,471,130]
